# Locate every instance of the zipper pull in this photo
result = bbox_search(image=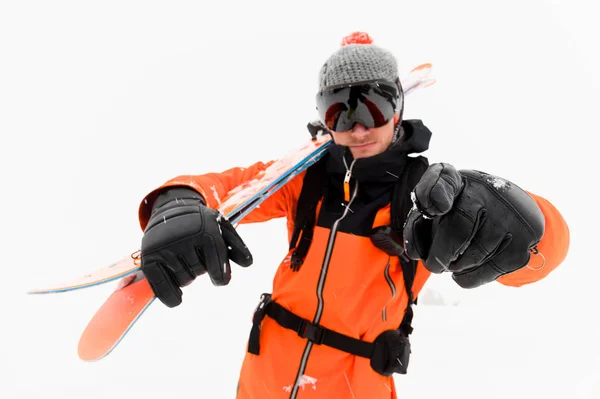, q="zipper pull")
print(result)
[343,169,352,202]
